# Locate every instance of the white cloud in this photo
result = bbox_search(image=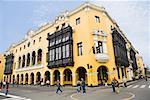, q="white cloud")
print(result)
[29,2,52,27]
